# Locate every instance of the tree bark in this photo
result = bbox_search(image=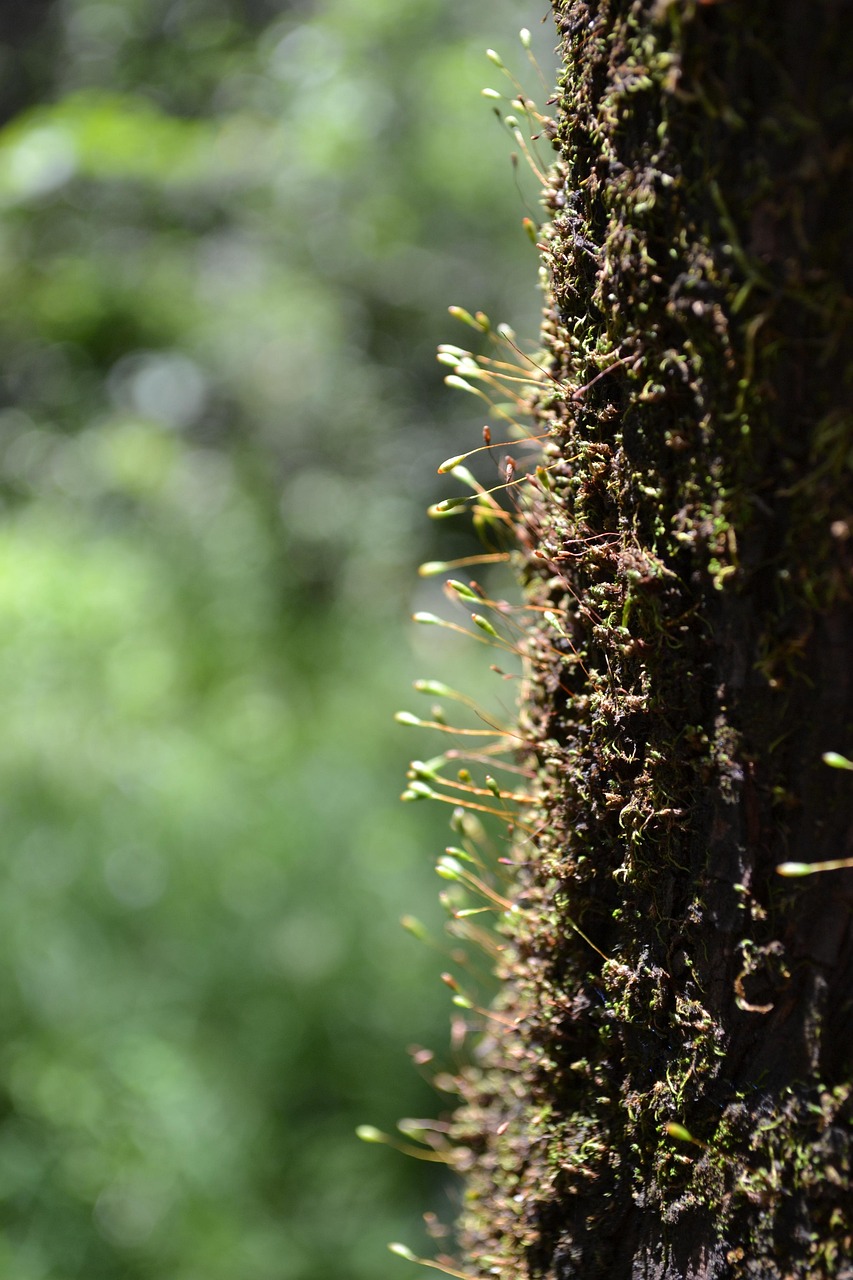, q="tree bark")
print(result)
[453,2,853,1277]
